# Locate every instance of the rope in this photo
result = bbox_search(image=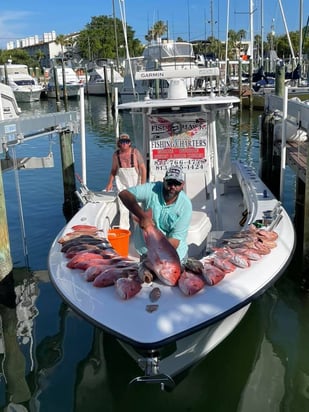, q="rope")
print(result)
[11,146,30,269]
